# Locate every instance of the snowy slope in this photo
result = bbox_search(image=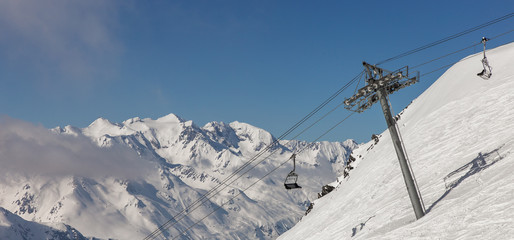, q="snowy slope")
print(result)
[278,42,514,239]
[0,112,356,239]
[0,207,90,240]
